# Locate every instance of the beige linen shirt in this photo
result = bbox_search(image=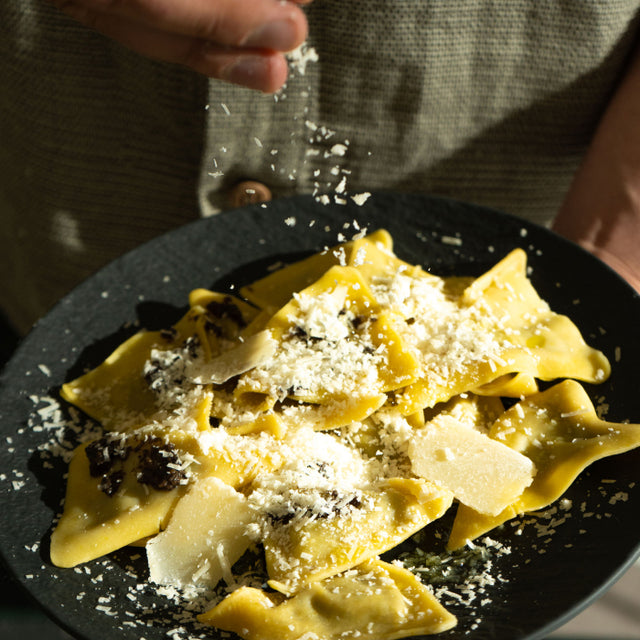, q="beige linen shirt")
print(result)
[2,1,640,333]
